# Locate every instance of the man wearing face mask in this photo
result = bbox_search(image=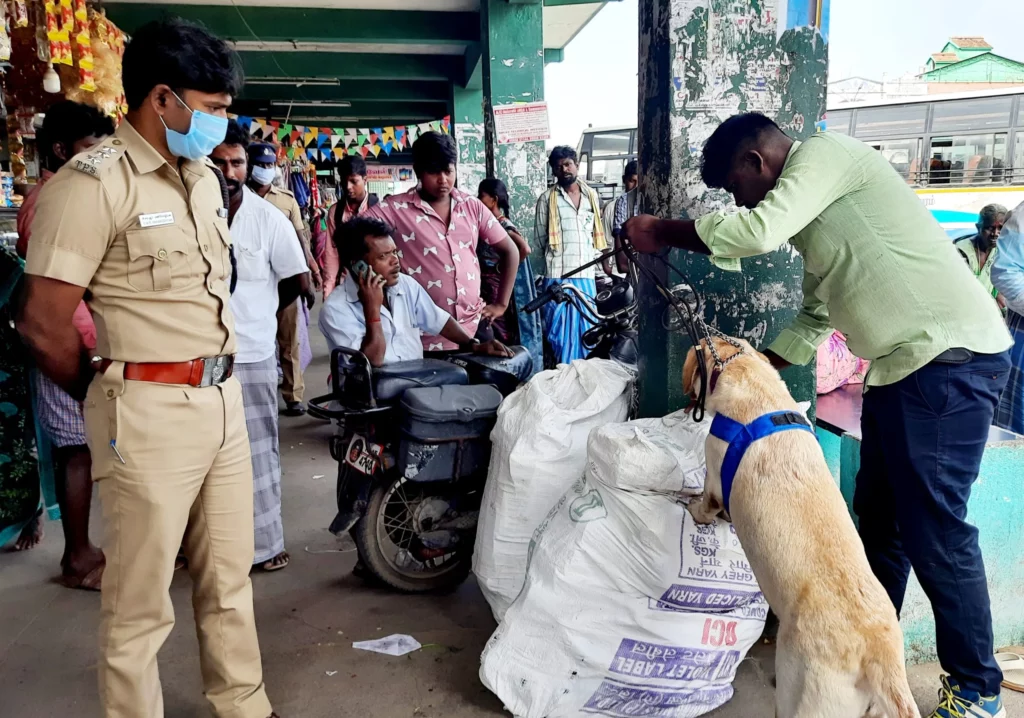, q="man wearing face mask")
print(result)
[247,141,317,416]
[17,18,279,718]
